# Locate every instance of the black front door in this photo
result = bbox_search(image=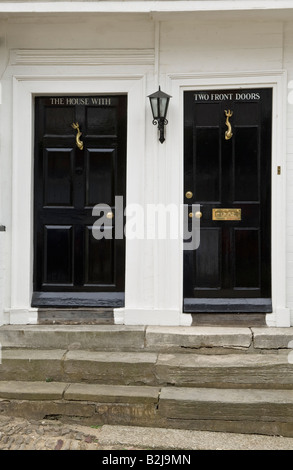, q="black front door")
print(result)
[184,88,272,313]
[33,95,127,308]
